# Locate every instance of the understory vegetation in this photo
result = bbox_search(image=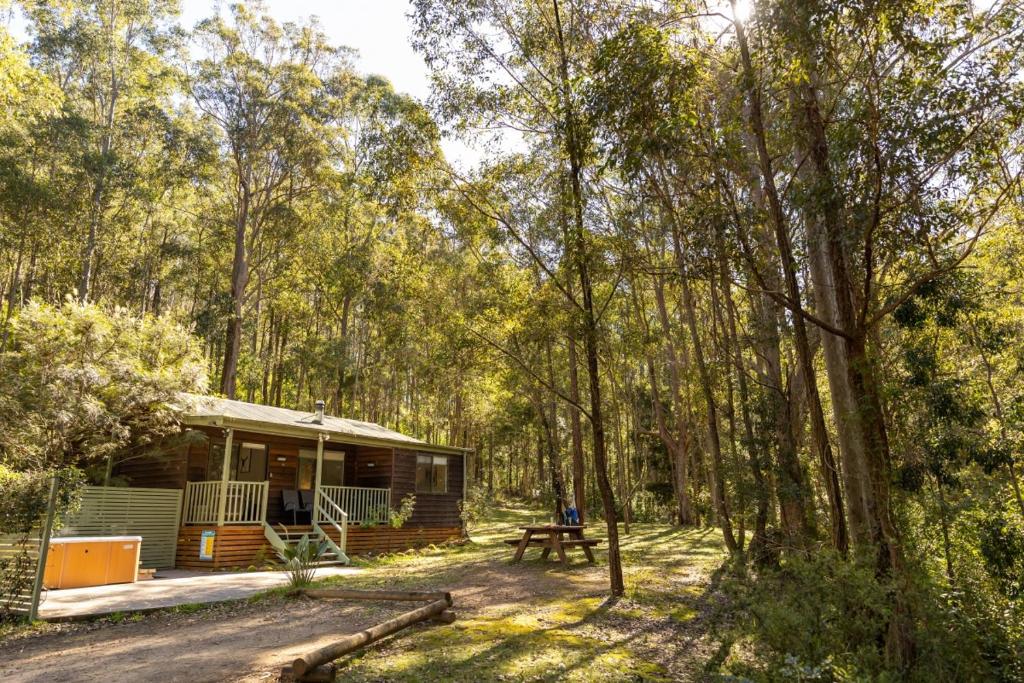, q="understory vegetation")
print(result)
[1,0,1023,677]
